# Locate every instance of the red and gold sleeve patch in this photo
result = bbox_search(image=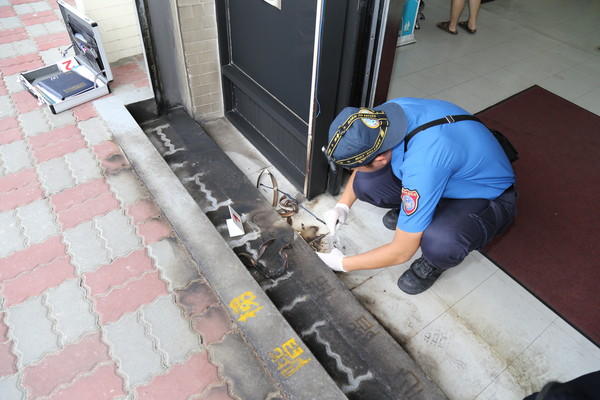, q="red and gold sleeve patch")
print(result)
[401,188,420,216]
